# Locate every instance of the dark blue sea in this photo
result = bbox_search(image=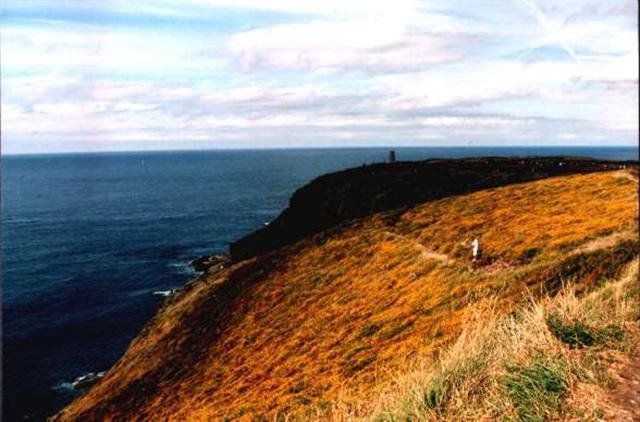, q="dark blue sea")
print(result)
[2,147,638,420]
